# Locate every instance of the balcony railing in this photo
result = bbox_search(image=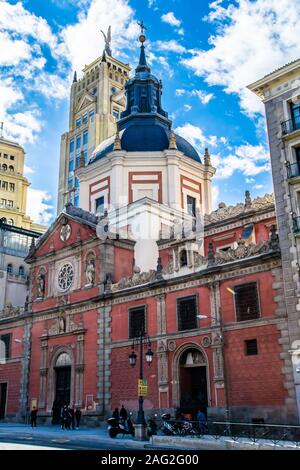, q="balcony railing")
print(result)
[292,215,300,233]
[281,118,300,135]
[286,162,300,179]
